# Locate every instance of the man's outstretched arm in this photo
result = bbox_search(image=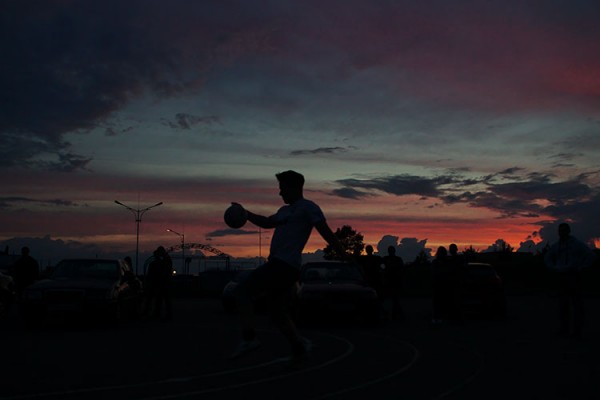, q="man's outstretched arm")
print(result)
[230,202,278,229]
[247,210,278,229]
